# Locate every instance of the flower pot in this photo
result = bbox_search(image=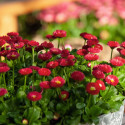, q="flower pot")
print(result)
[79,103,125,125]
